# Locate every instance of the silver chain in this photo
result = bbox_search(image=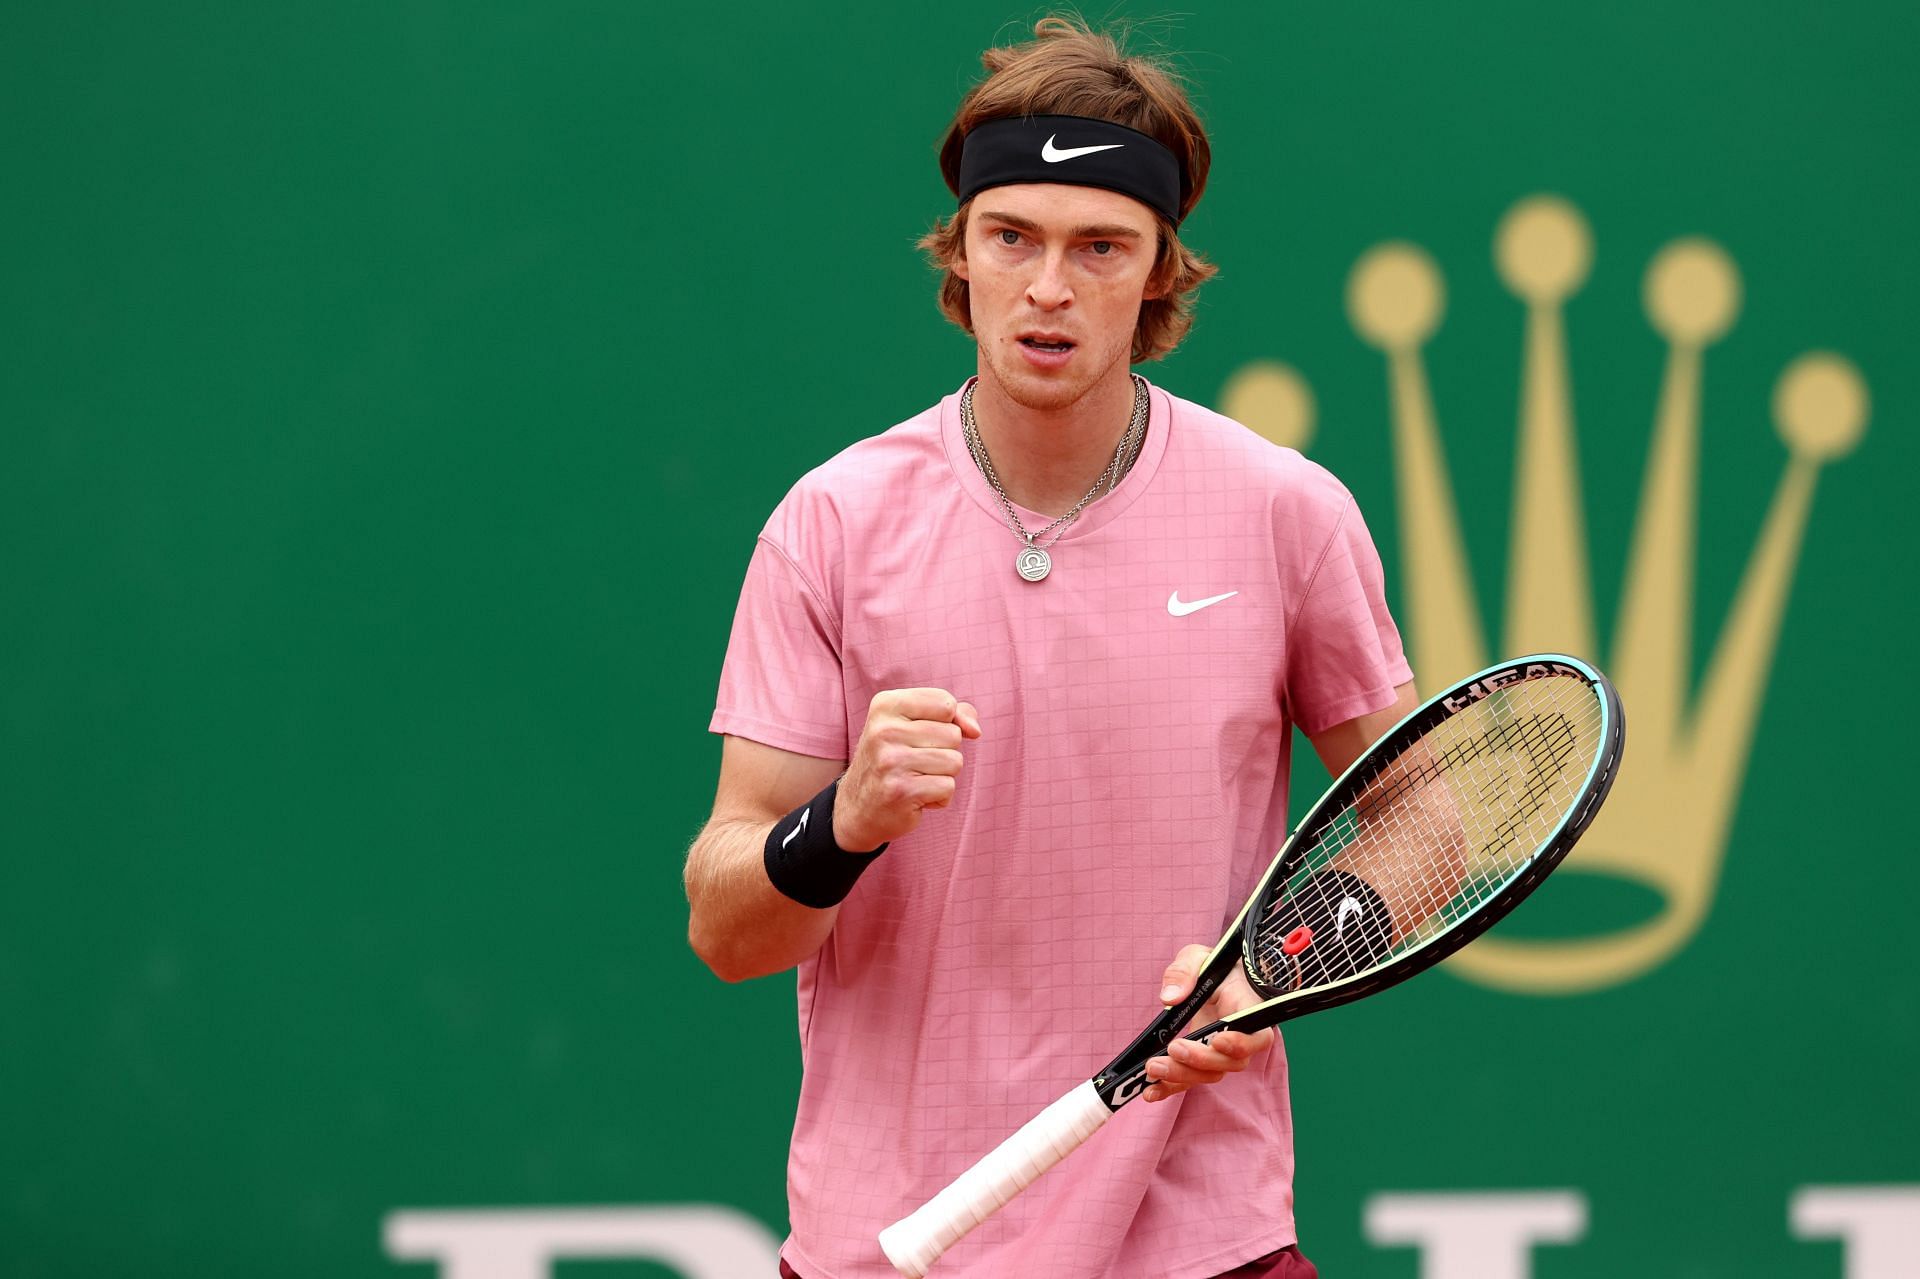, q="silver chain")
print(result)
[960,374,1149,552]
